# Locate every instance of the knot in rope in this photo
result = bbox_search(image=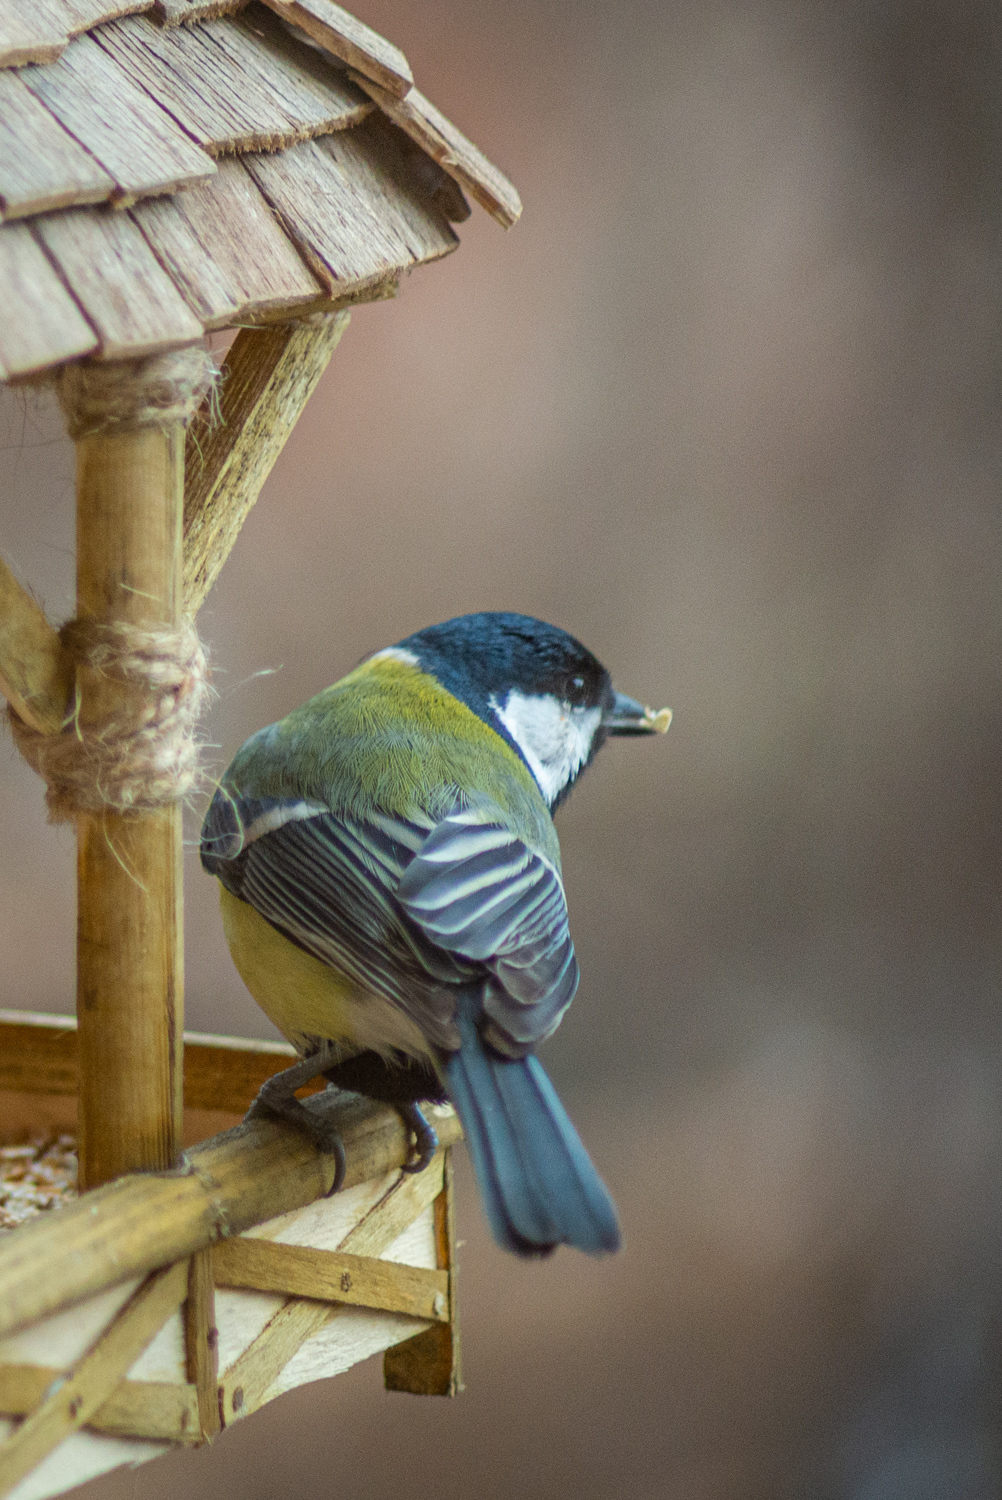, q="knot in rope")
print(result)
[9,618,210,823]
